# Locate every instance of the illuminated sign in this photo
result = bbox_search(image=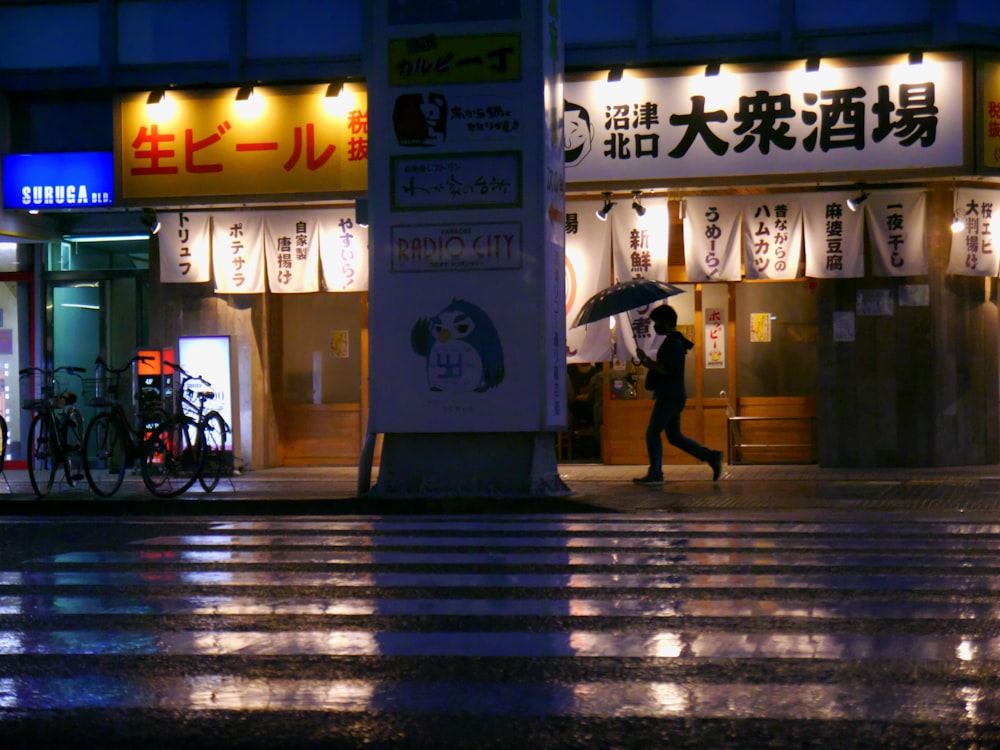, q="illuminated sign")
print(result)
[115,85,368,202]
[2,151,114,210]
